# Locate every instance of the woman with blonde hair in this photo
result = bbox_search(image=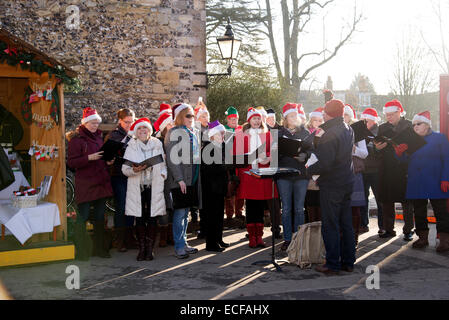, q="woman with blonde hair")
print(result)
[165,103,202,259]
